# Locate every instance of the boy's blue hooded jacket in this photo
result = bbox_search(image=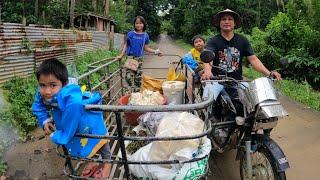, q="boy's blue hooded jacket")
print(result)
[32,84,108,158]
